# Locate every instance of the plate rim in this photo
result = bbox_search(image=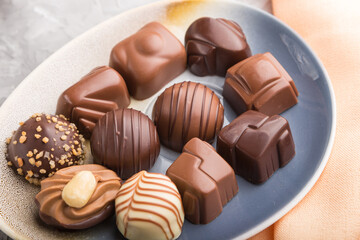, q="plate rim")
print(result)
[0,0,336,239]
